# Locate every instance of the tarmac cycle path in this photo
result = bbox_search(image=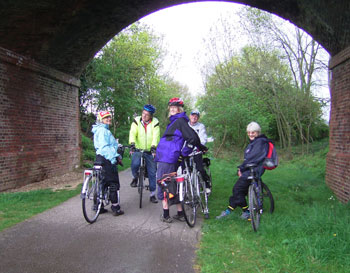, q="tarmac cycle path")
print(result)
[0,168,203,273]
